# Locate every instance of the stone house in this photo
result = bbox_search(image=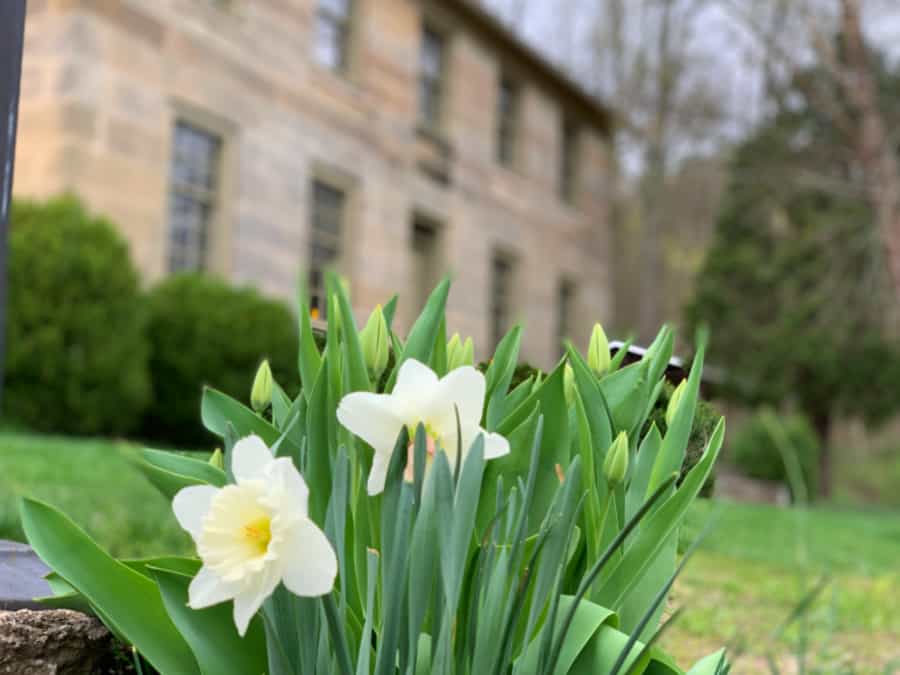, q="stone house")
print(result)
[14,0,613,367]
